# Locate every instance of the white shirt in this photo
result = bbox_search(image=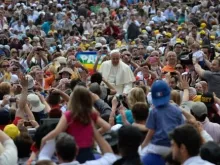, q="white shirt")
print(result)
[183,156,214,165]
[39,140,117,165]
[22,43,33,53]
[109,0,120,9]
[0,139,18,165]
[13,24,26,34]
